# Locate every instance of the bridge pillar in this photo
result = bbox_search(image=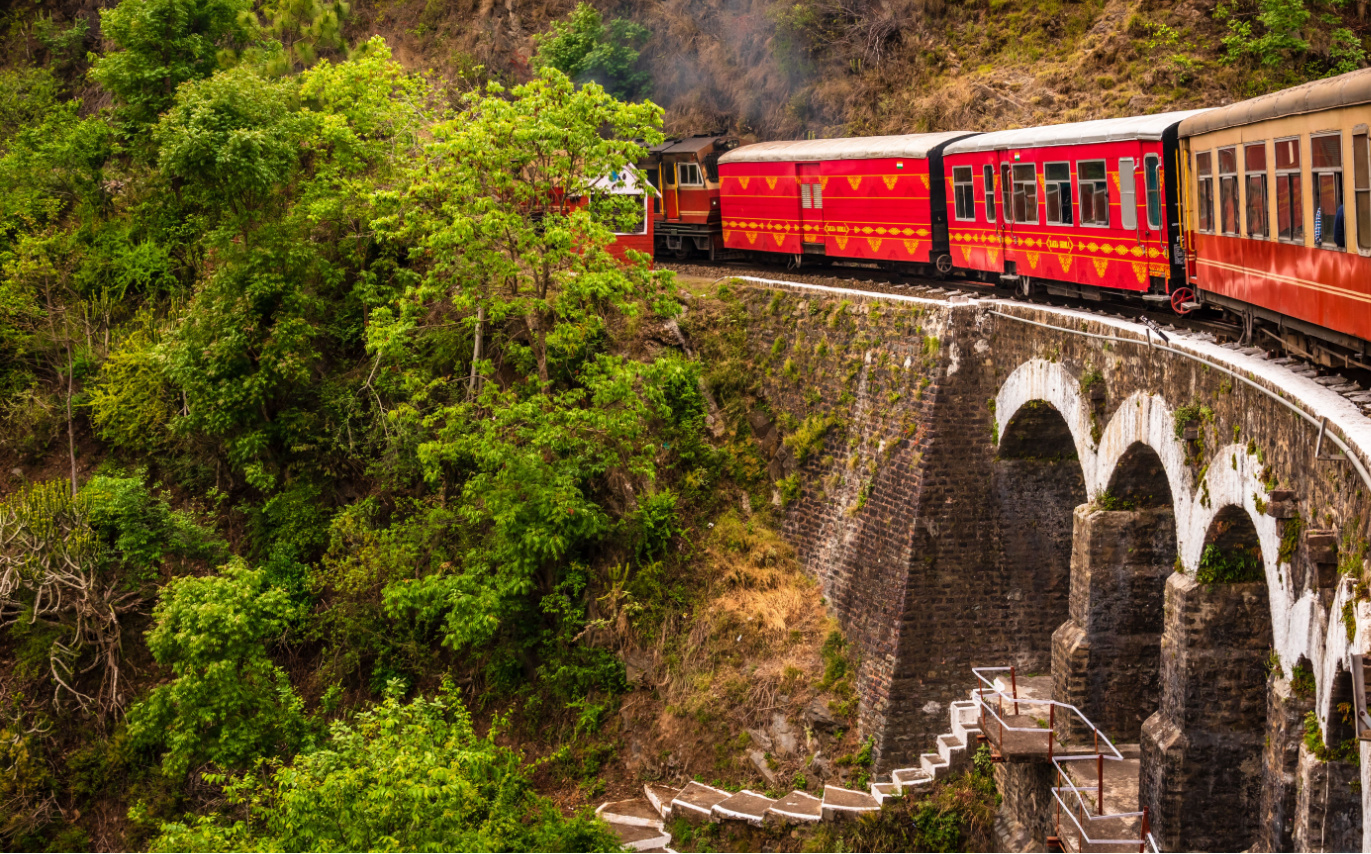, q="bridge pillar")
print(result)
[1140,572,1272,851]
[1292,744,1362,852]
[1259,671,1316,852]
[1052,504,1173,745]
